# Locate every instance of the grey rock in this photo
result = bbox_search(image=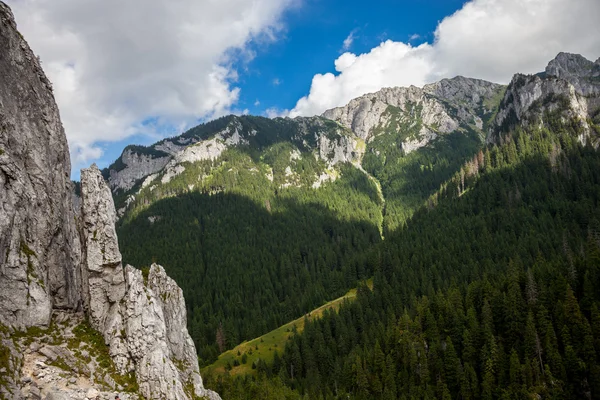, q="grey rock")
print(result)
[45,391,72,400]
[108,149,171,192]
[30,385,41,399]
[80,165,131,374]
[490,53,600,143]
[0,0,81,330]
[323,76,505,152]
[86,388,100,399]
[80,165,220,399]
